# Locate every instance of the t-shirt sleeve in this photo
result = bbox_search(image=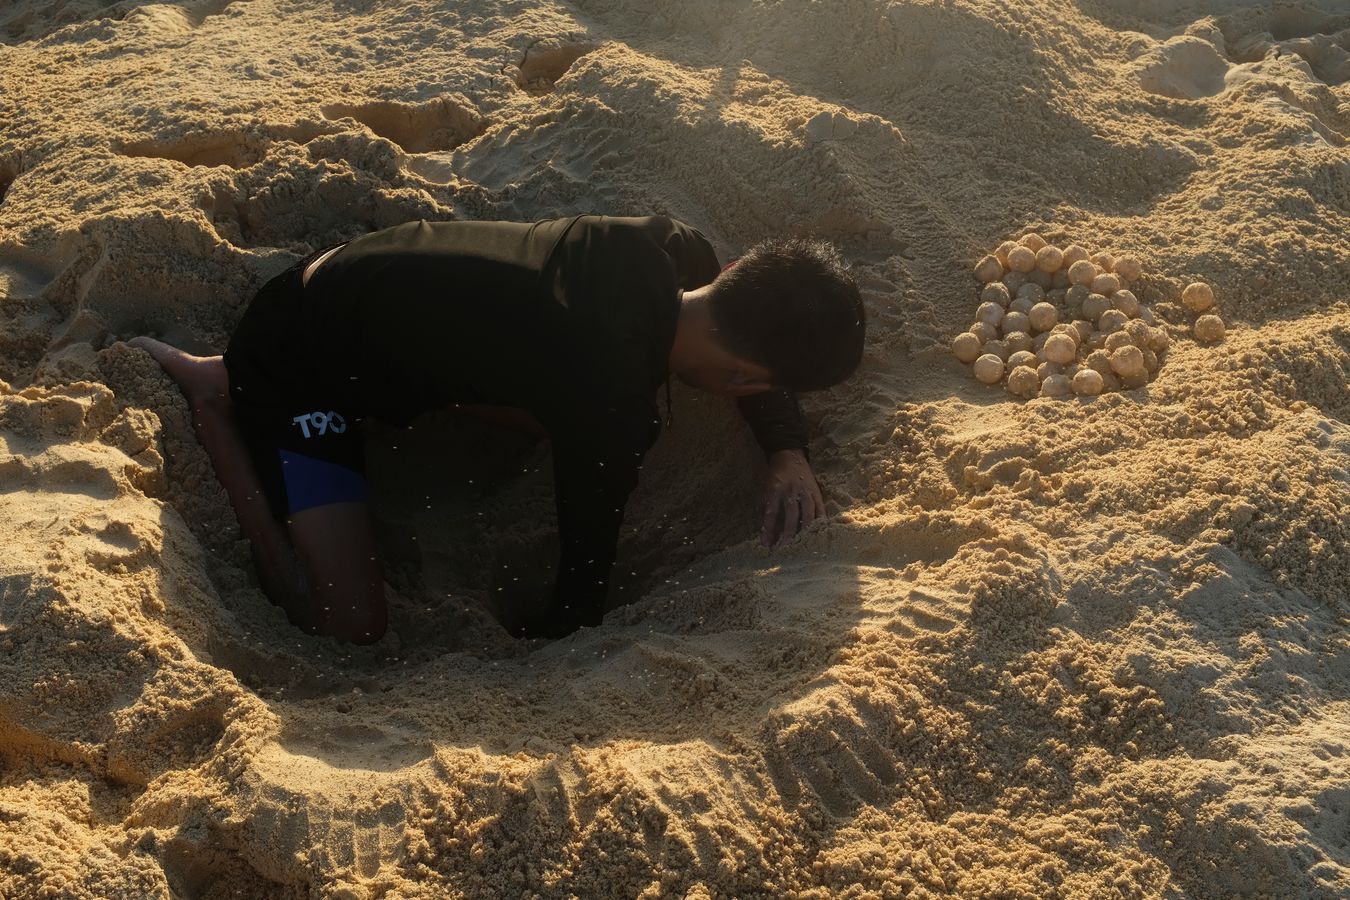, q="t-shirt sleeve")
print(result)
[531,215,720,633]
[736,389,810,462]
[649,216,722,289]
[544,395,661,631]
